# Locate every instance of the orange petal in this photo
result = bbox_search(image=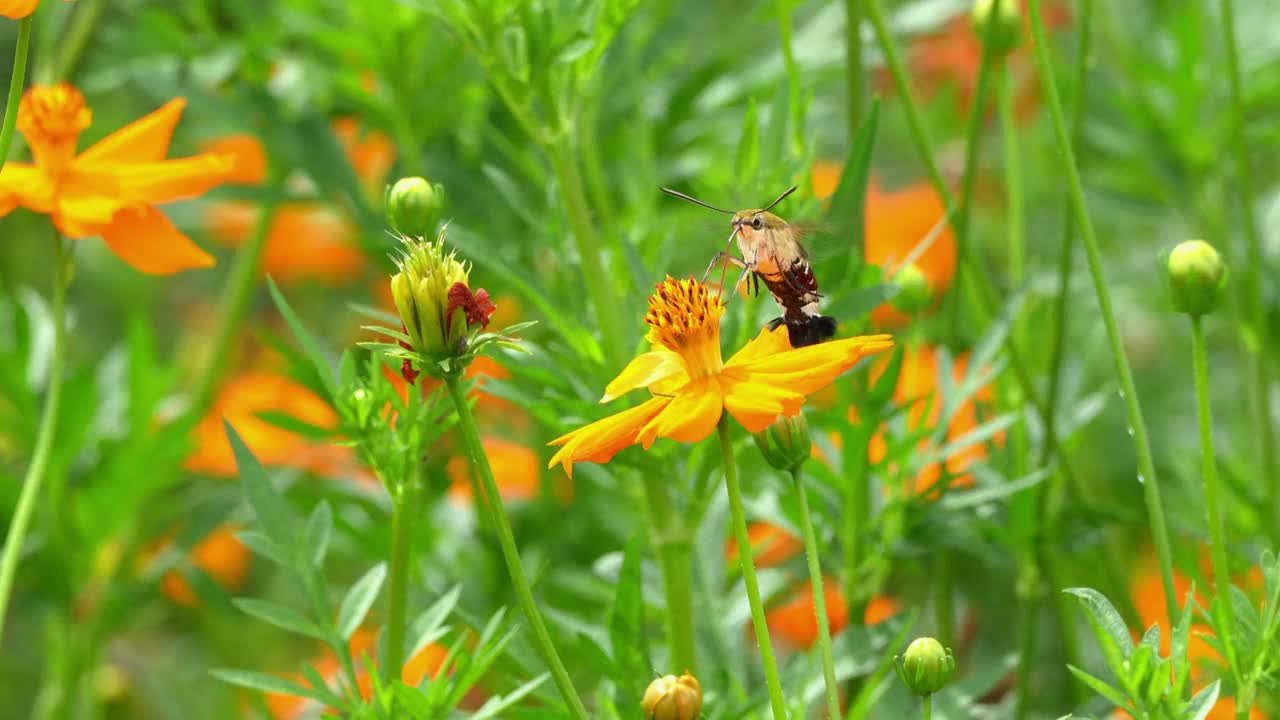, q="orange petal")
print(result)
[728,325,792,365]
[547,396,671,478]
[98,205,215,274]
[719,373,806,432]
[199,134,267,185]
[447,437,540,503]
[0,0,39,19]
[725,522,802,568]
[90,151,234,205]
[636,377,723,448]
[729,334,894,395]
[79,98,186,164]
[0,162,55,215]
[601,350,687,403]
